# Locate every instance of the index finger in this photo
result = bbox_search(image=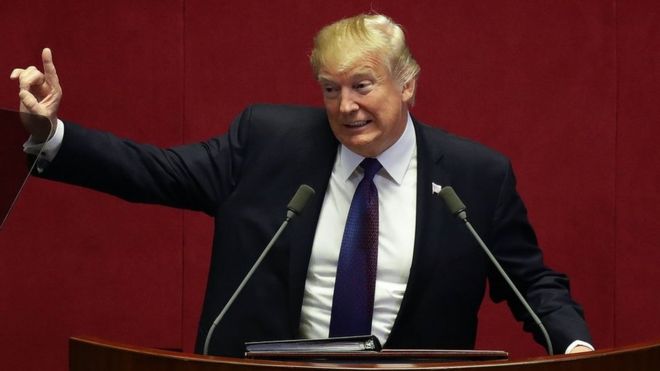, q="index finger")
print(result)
[41,47,60,87]
[10,68,25,79]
